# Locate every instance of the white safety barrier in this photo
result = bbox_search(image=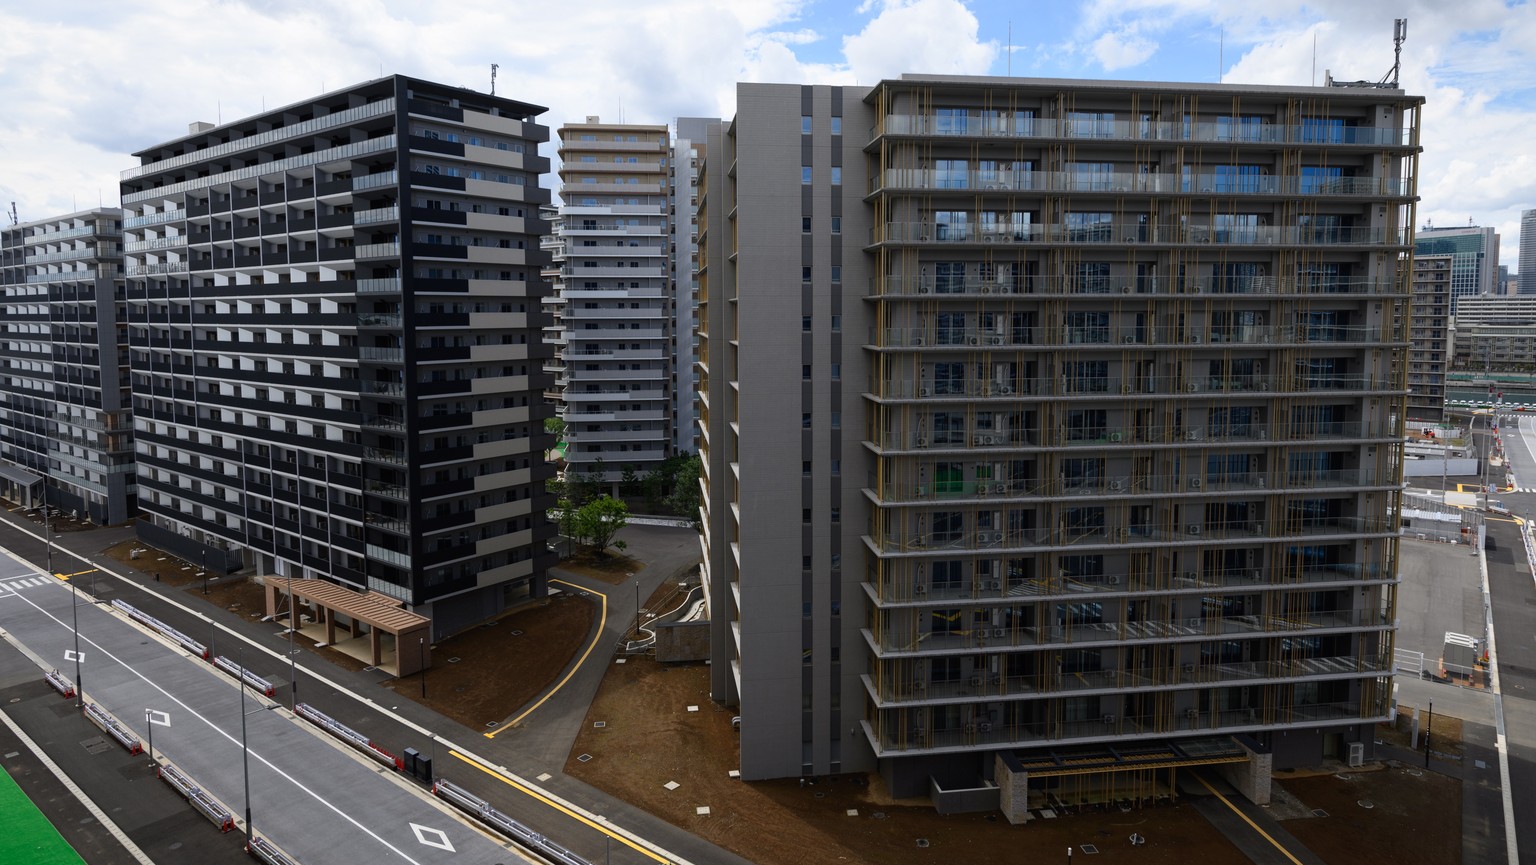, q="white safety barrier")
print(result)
[294,703,403,771]
[110,599,209,659]
[213,655,276,697]
[44,669,74,699]
[246,836,299,865]
[432,778,591,865]
[84,702,141,755]
[159,762,235,833]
